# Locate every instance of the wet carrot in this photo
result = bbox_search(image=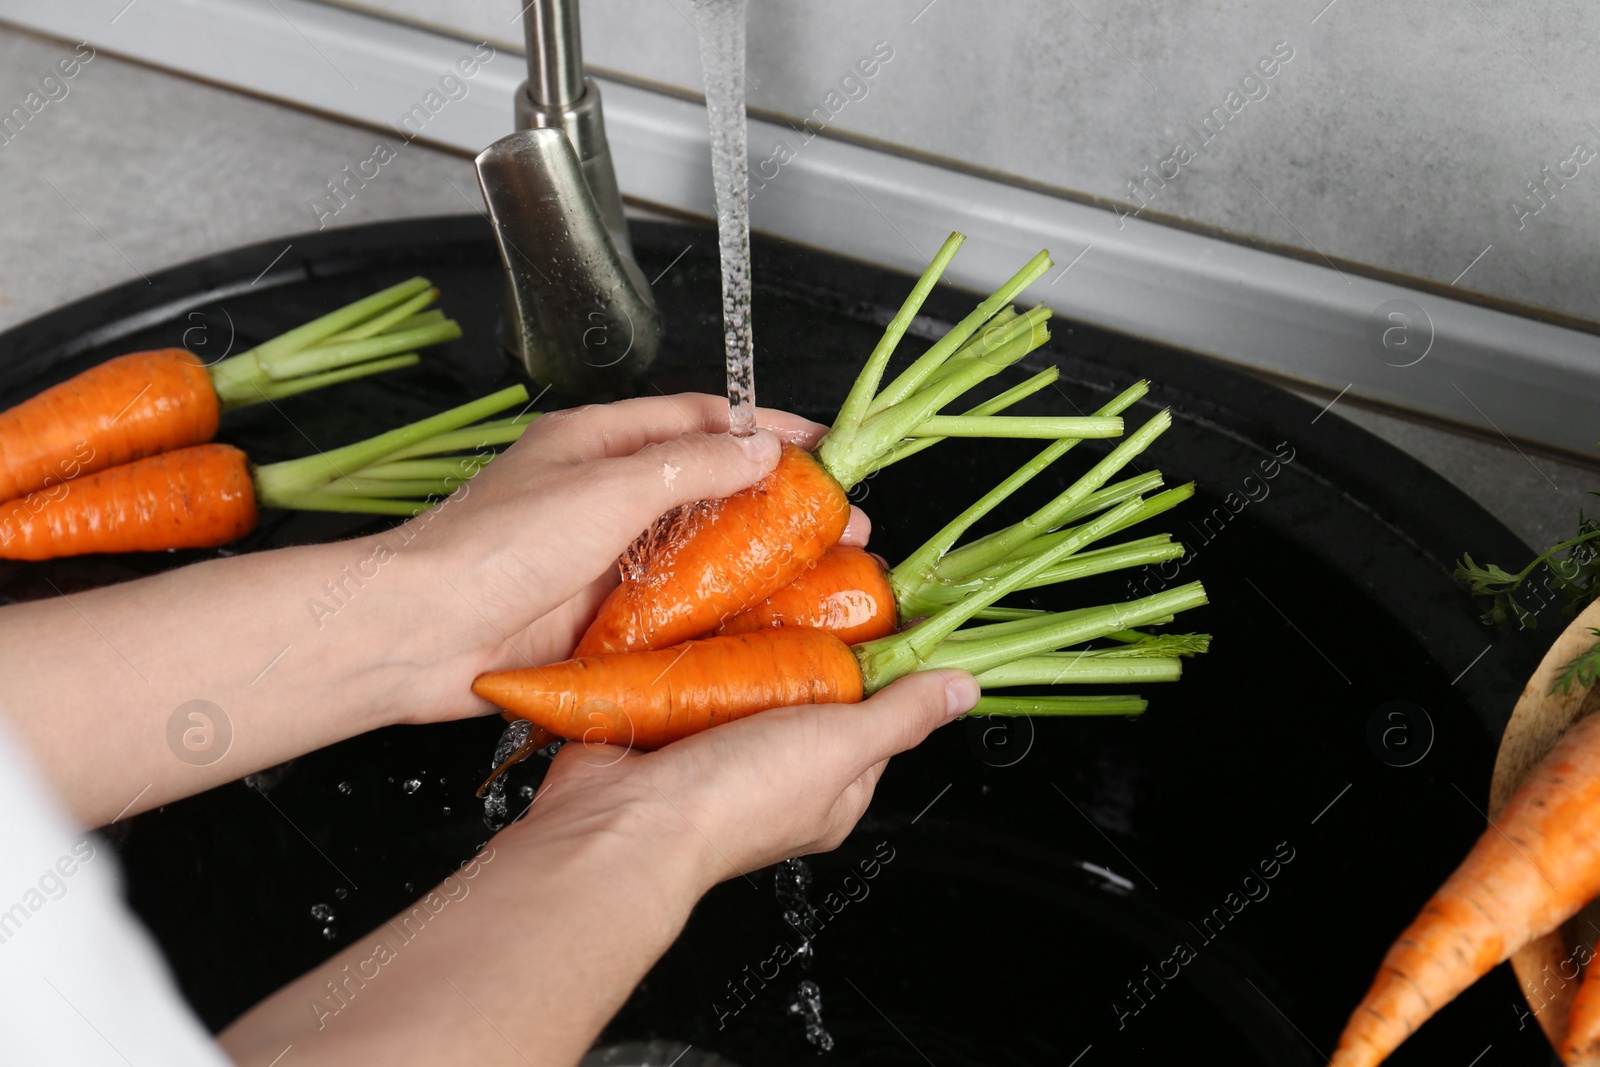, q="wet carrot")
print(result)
[574,442,851,655]
[476,628,864,750]
[0,279,459,502]
[717,545,898,645]
[0,444,254,559]
[0,349,217,501]
[1333,711,1600,1066]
